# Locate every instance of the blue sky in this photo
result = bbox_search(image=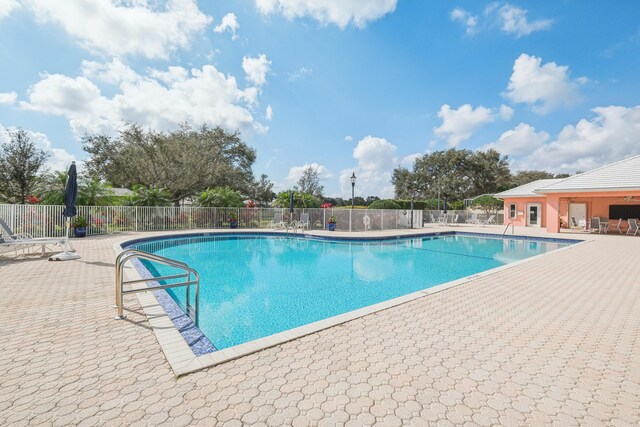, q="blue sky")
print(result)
[1,1,639,199]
